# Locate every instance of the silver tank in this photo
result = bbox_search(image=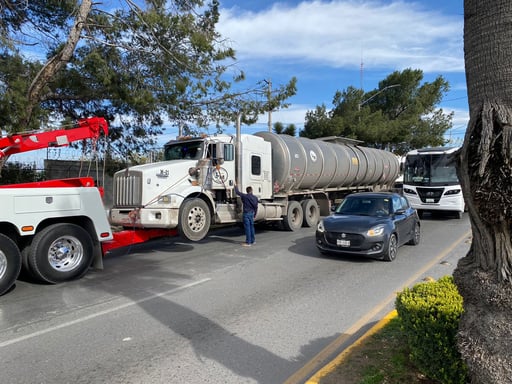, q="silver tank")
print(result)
[254,132,399,193]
